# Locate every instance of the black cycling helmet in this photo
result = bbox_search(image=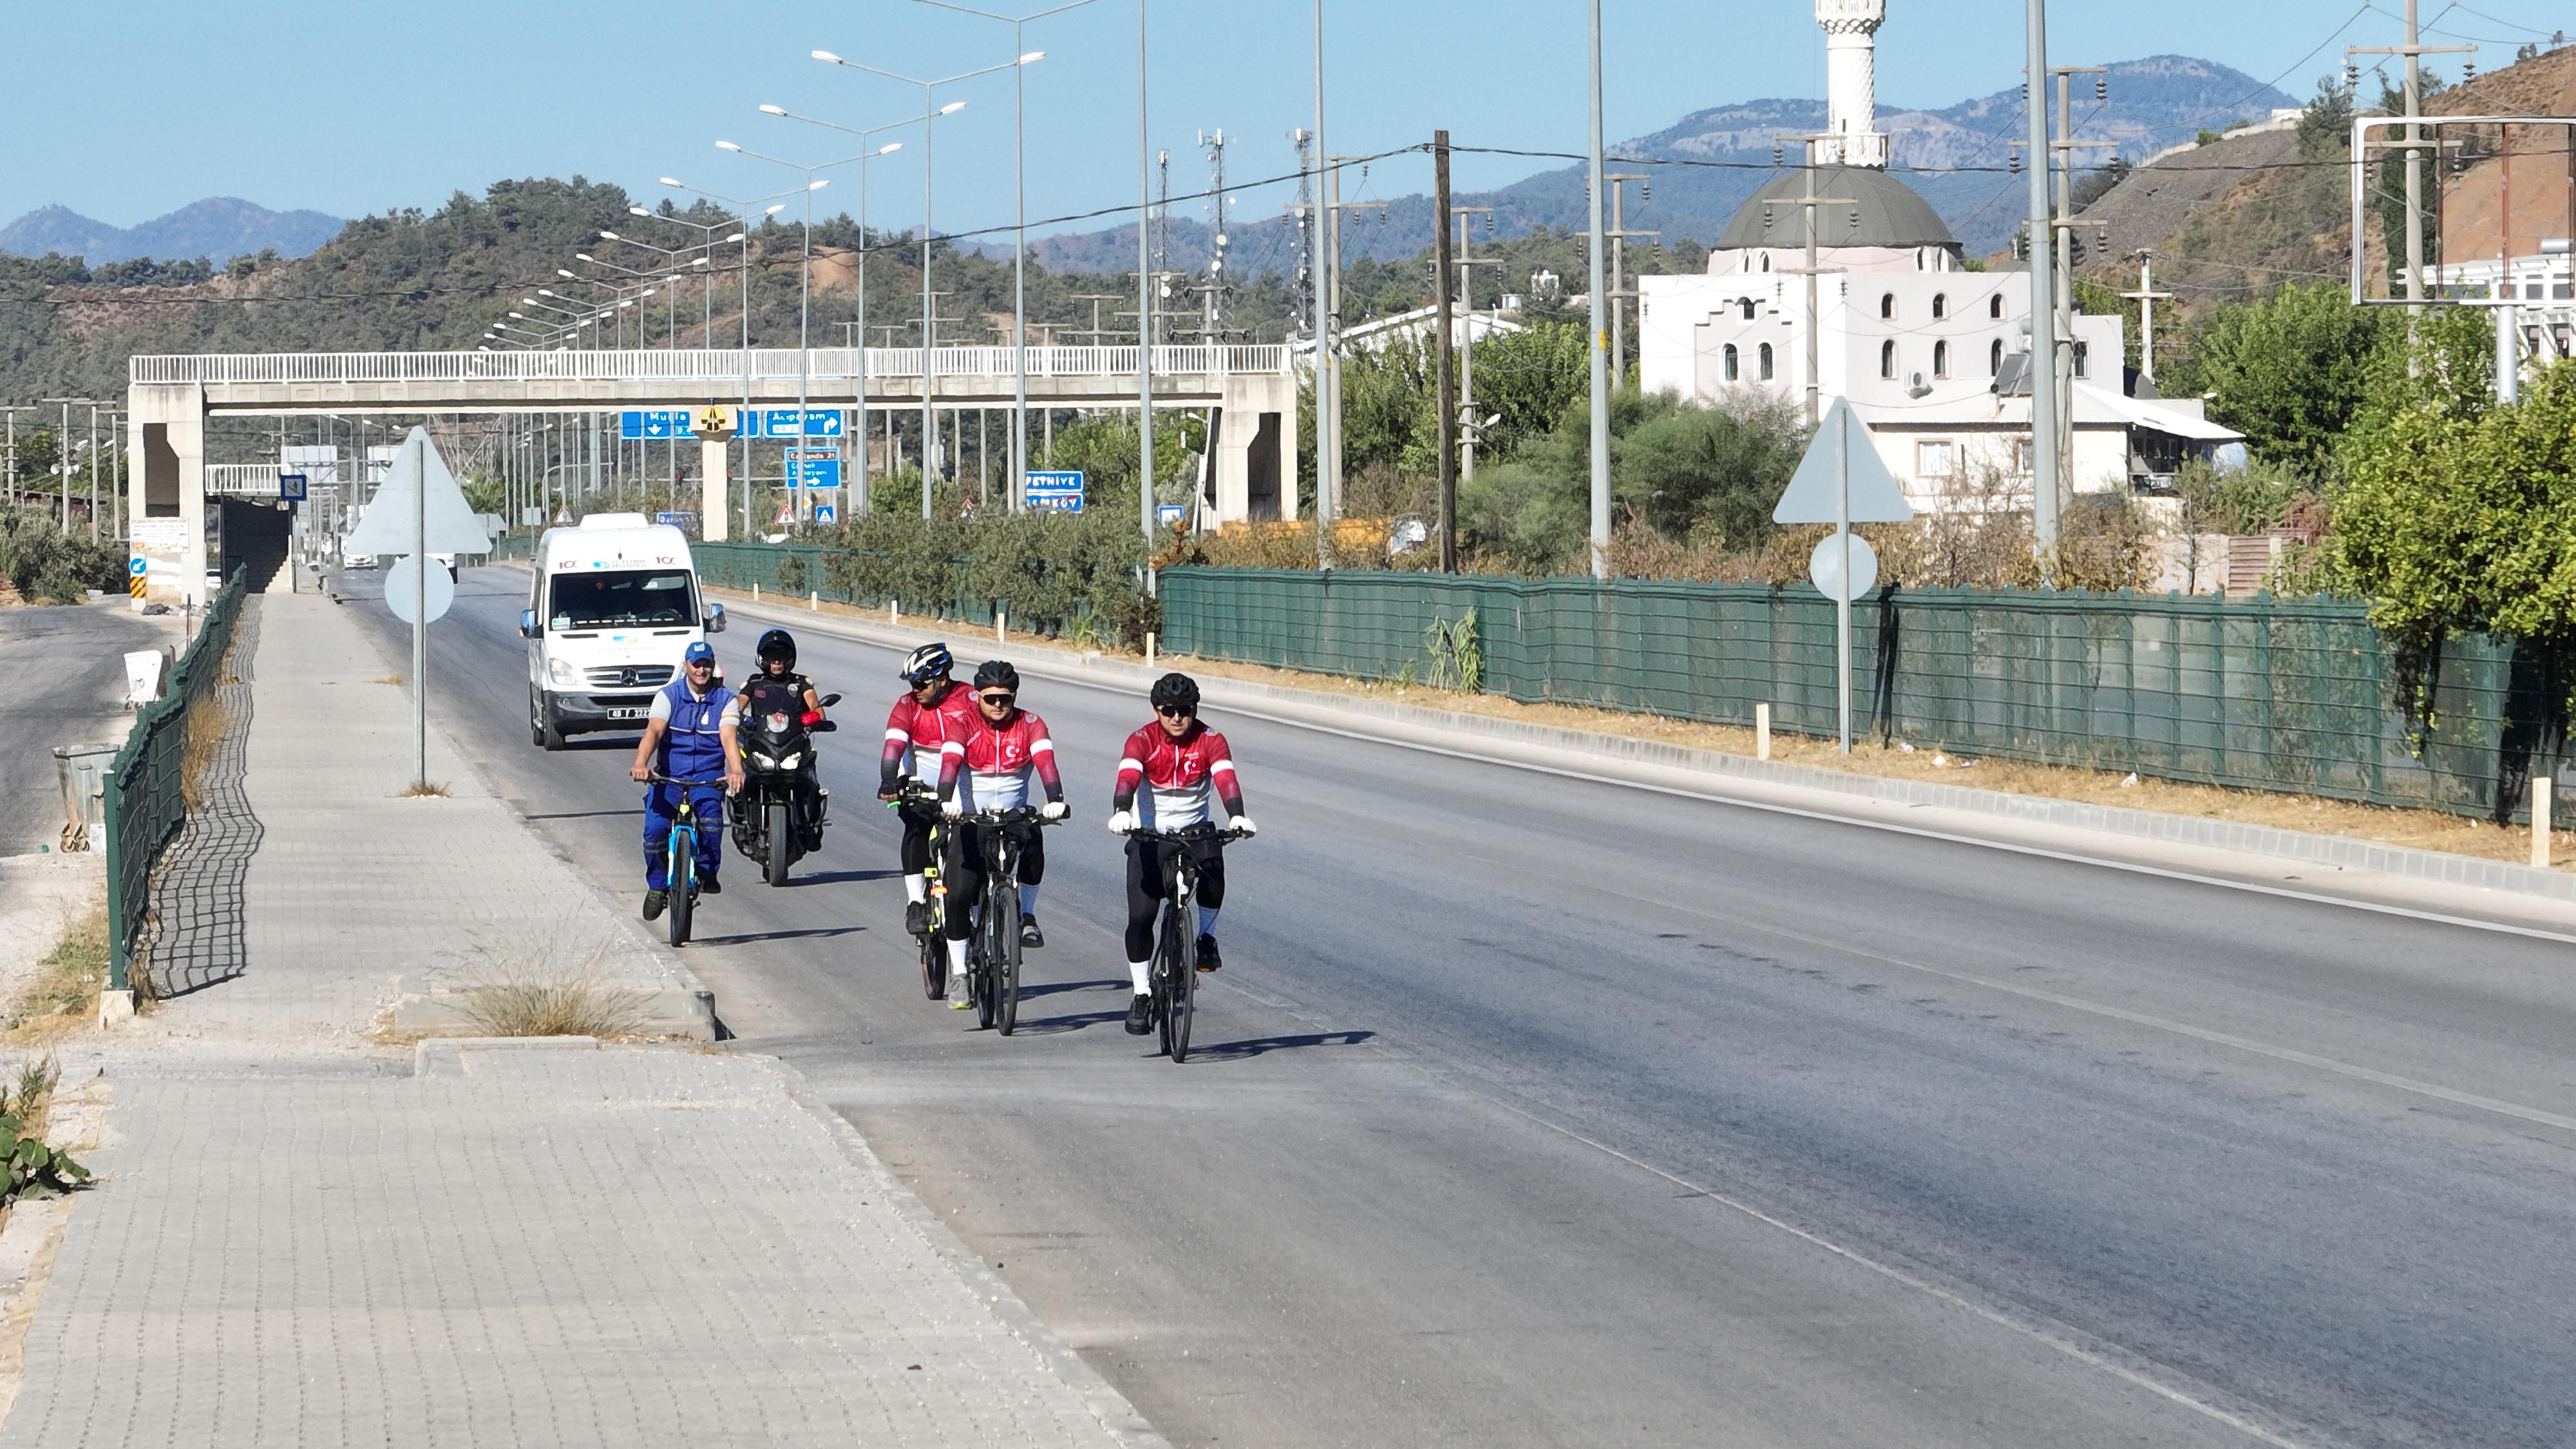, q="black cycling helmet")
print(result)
[900,641,954,685]
[972,659,1021,694]
[1150,672,1200,715]
[755,628,797,670]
